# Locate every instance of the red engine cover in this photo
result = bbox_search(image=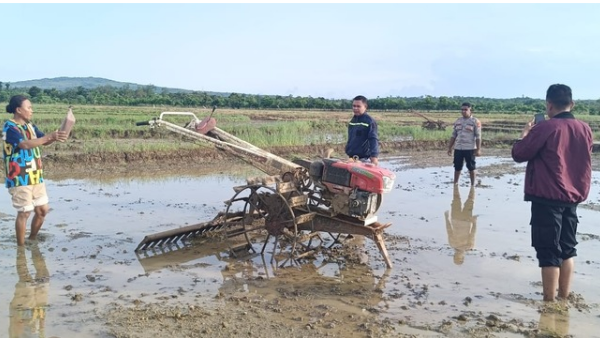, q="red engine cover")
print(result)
[326,161,396,194]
